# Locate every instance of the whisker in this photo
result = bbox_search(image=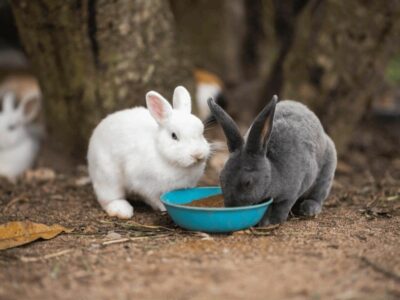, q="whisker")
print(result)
[204,126,217,132]
[209,141,227,151]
